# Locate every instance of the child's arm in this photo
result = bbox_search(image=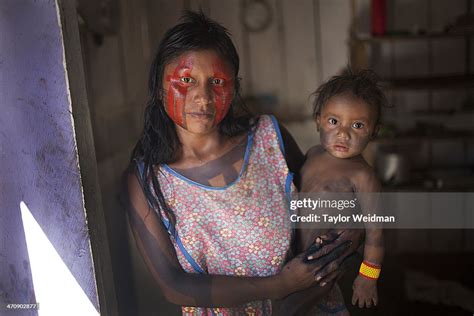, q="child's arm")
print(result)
[355,169,384,264]
[352,169,384,308]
